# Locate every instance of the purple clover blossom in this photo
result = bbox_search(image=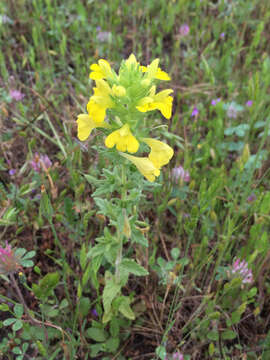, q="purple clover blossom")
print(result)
[172,166,190,183]
[191,106,199,117]
[0,242,21,275]
[9,169,16,176]
[246,100,253,107]
[179,24,190,37]
[91,308,98,317]
[9,90,24,101]
[227,104,238,119]
[30,153,52,173]
[231,259,253,284]
[247,193,256,203]
[220,32,225,38]
[165,352,184,360]
[97,30,111,42]
[211,98,221,106]
[173,352,184,360]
